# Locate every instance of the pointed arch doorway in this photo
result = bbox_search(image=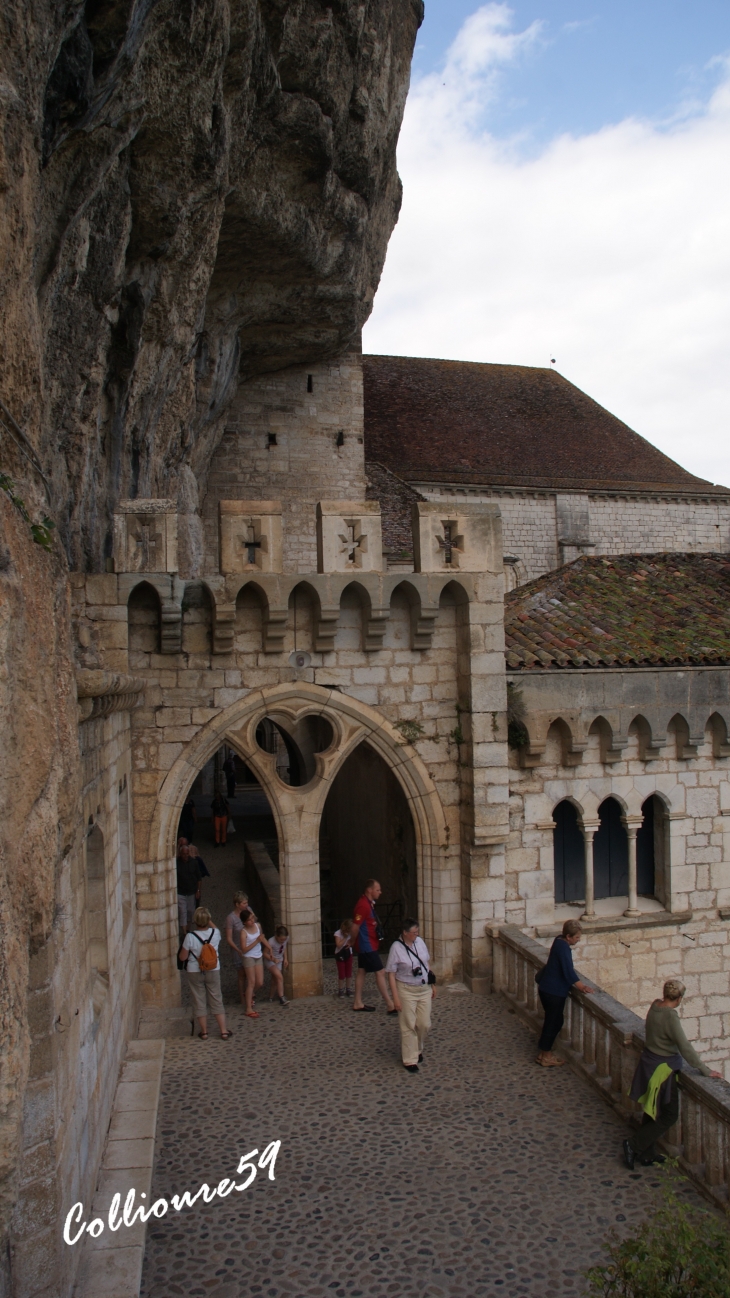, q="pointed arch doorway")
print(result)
[319,741,417,955]
[145,683,447,1005]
